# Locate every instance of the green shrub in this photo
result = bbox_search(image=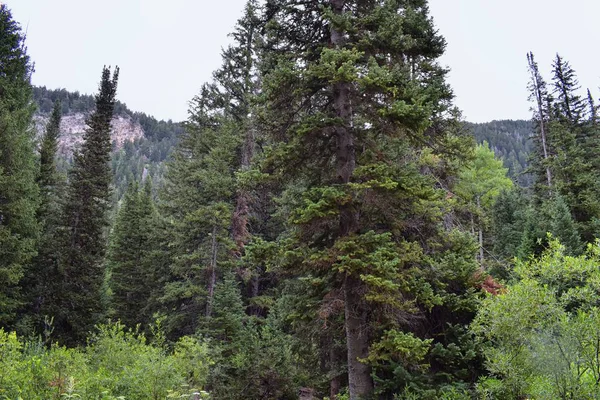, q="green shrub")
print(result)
[0,322,212,399]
